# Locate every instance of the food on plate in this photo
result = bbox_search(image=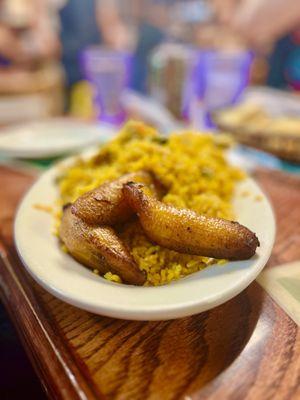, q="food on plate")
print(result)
[59,205,146,285]
[217,102,300,136]
[71,171,155,225]
[123,182,259,260]
[216,103,269,128]
[57,121,255,286]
